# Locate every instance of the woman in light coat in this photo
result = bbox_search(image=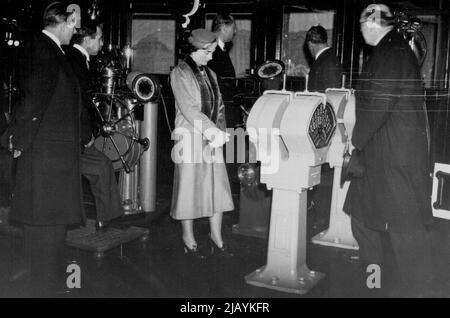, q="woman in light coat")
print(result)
[170,29,234,259]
